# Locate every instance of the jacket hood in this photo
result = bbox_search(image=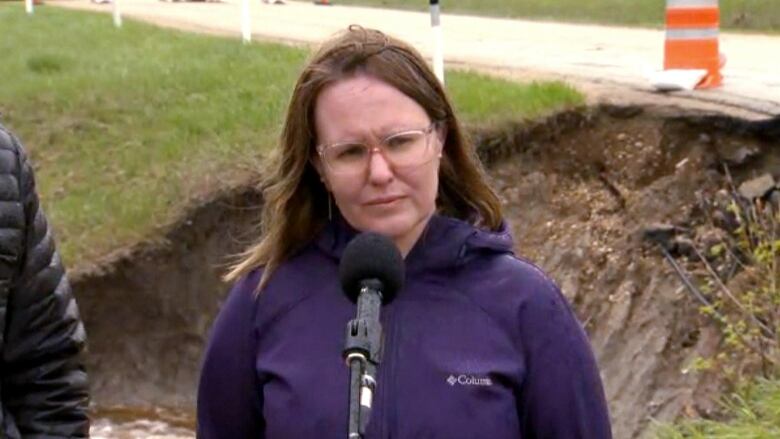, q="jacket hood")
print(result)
[314,213,515,275]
